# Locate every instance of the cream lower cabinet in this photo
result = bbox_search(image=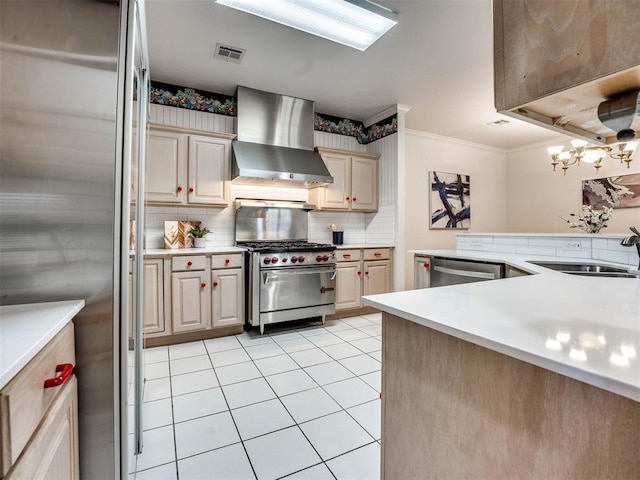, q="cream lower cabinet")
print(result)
[128,258,168,339]
[171,267,211,334]
[335,260,362,310]
[335,248,392,311]
[145,126,232,207]
[1,323,78,479]
[211,268,243,328]
[310,148,379,212]
[414,255,432,289]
